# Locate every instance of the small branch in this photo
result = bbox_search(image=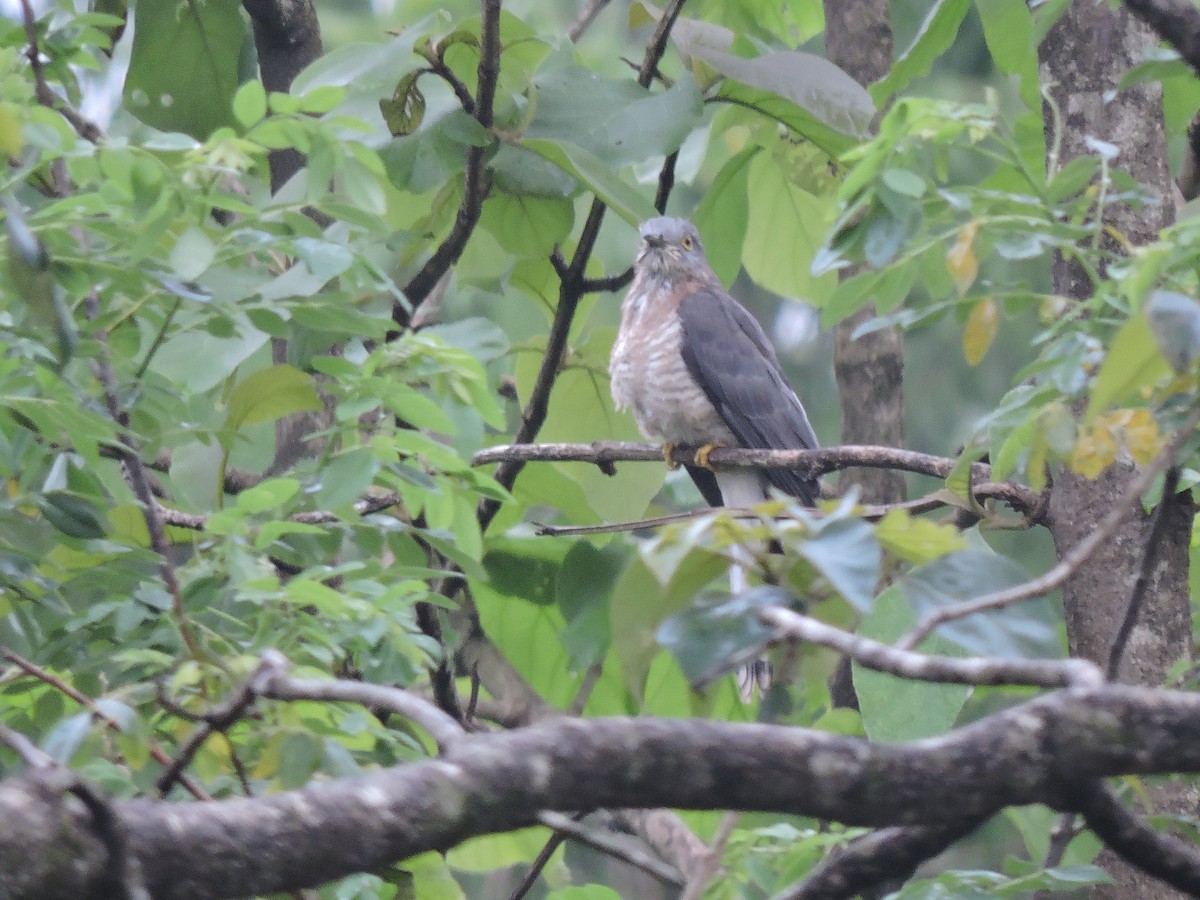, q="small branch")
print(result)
[20,0,103,150]
[567,0,613,41]
[1106,466,1180,680]
[899,403,1200,651]
[156,662,267,795]
[1,646,209,801]
[1068,779,1200,895]
[472,441,1041,515]
[0,721,53,769]
[155,491,406,532]
[636,0,688,89]
[397,0,502,323]
[761,607,1104,689]
[258,668,466,753]
[537,812,686,887]
[506,817,572,900]
[680,812,737,900]
[773,818,988,900]
[579,266,634,295]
